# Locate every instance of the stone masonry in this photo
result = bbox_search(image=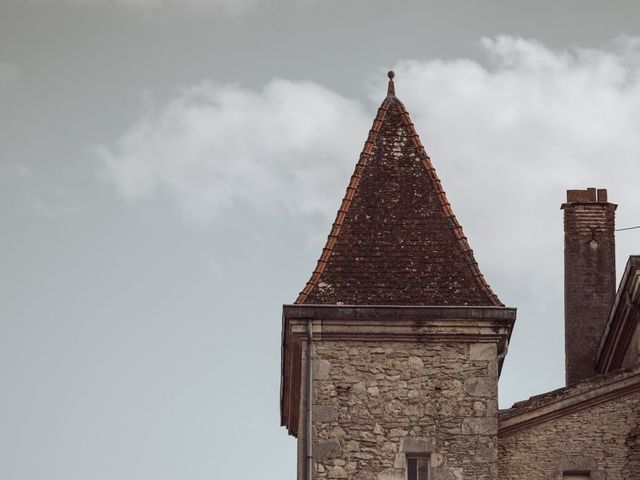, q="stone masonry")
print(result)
[310,340,499,480]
